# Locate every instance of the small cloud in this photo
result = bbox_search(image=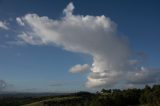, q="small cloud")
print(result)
[0,21,9,30]
[69,64,90,73]
[63,2,74,16]
[16,17,25,26]
[0,80,7,91]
